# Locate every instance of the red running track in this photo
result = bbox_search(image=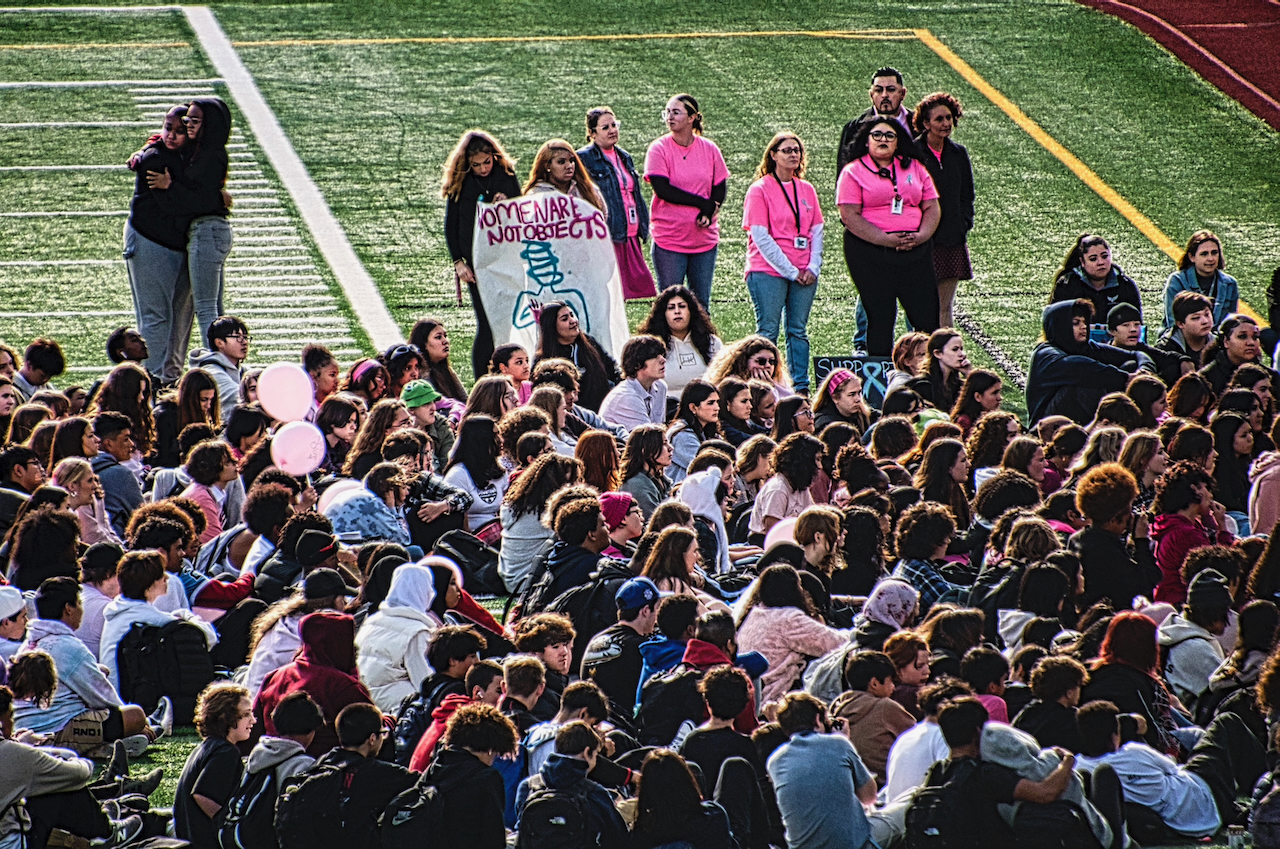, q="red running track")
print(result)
[1078,0,1280,131]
